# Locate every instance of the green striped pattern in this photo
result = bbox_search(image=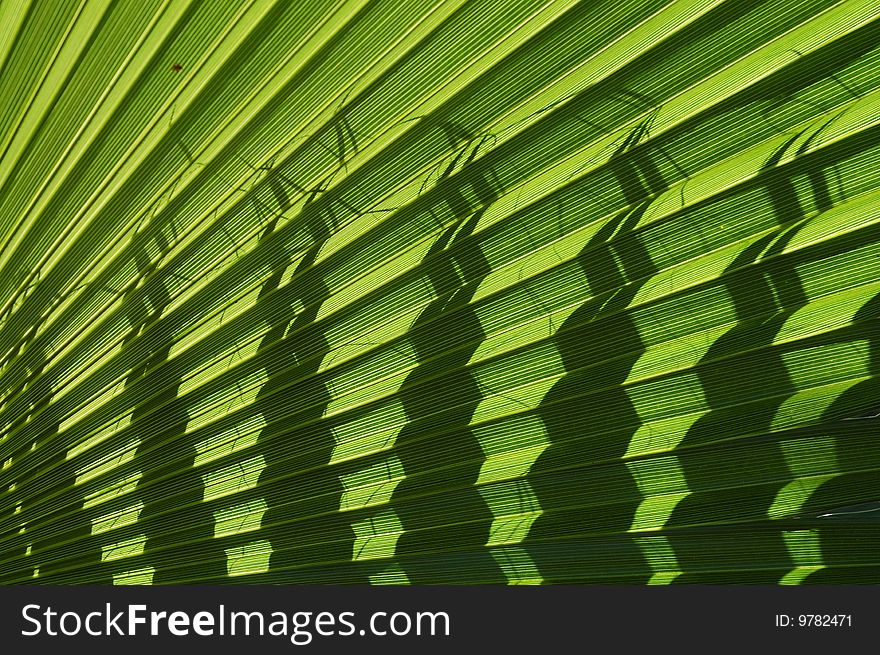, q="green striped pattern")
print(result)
[1,0,879,584]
